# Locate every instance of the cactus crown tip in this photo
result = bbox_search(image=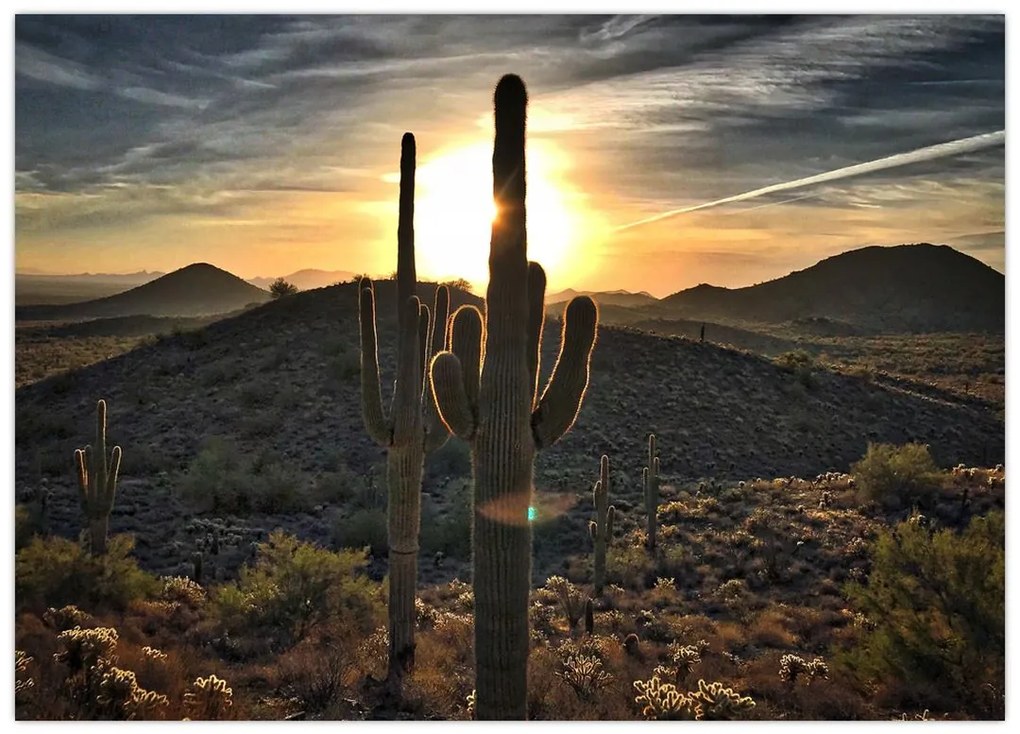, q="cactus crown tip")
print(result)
[401,132,416,155]
[494,74,528,118]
